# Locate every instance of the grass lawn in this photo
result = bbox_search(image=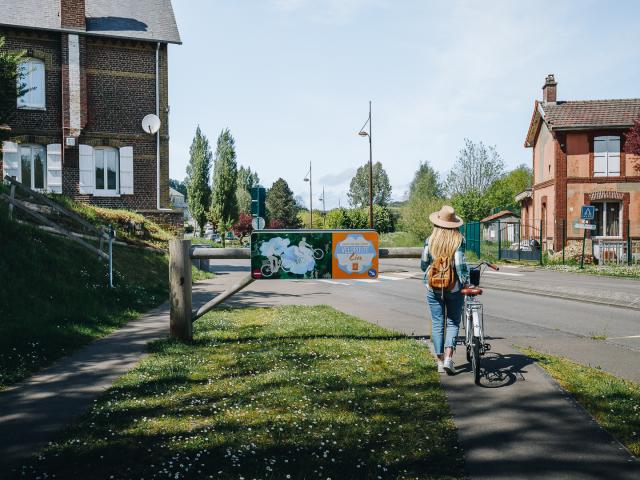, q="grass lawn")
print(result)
[522,348,640,457]
[379,232,423,248]
[0,206,212,389]
[10,306,464,480]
